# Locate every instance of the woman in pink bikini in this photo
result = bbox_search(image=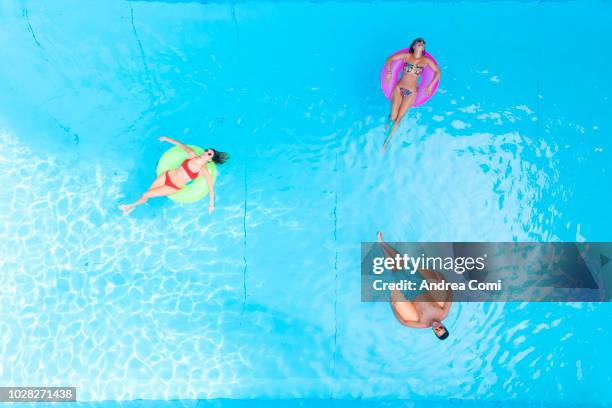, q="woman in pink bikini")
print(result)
[119,136,229,216]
